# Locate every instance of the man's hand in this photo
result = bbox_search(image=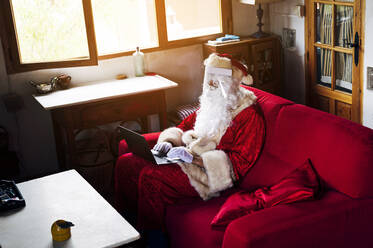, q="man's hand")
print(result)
[153,142,172,155]
[167,147,193,163]
[192,156,204,168]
